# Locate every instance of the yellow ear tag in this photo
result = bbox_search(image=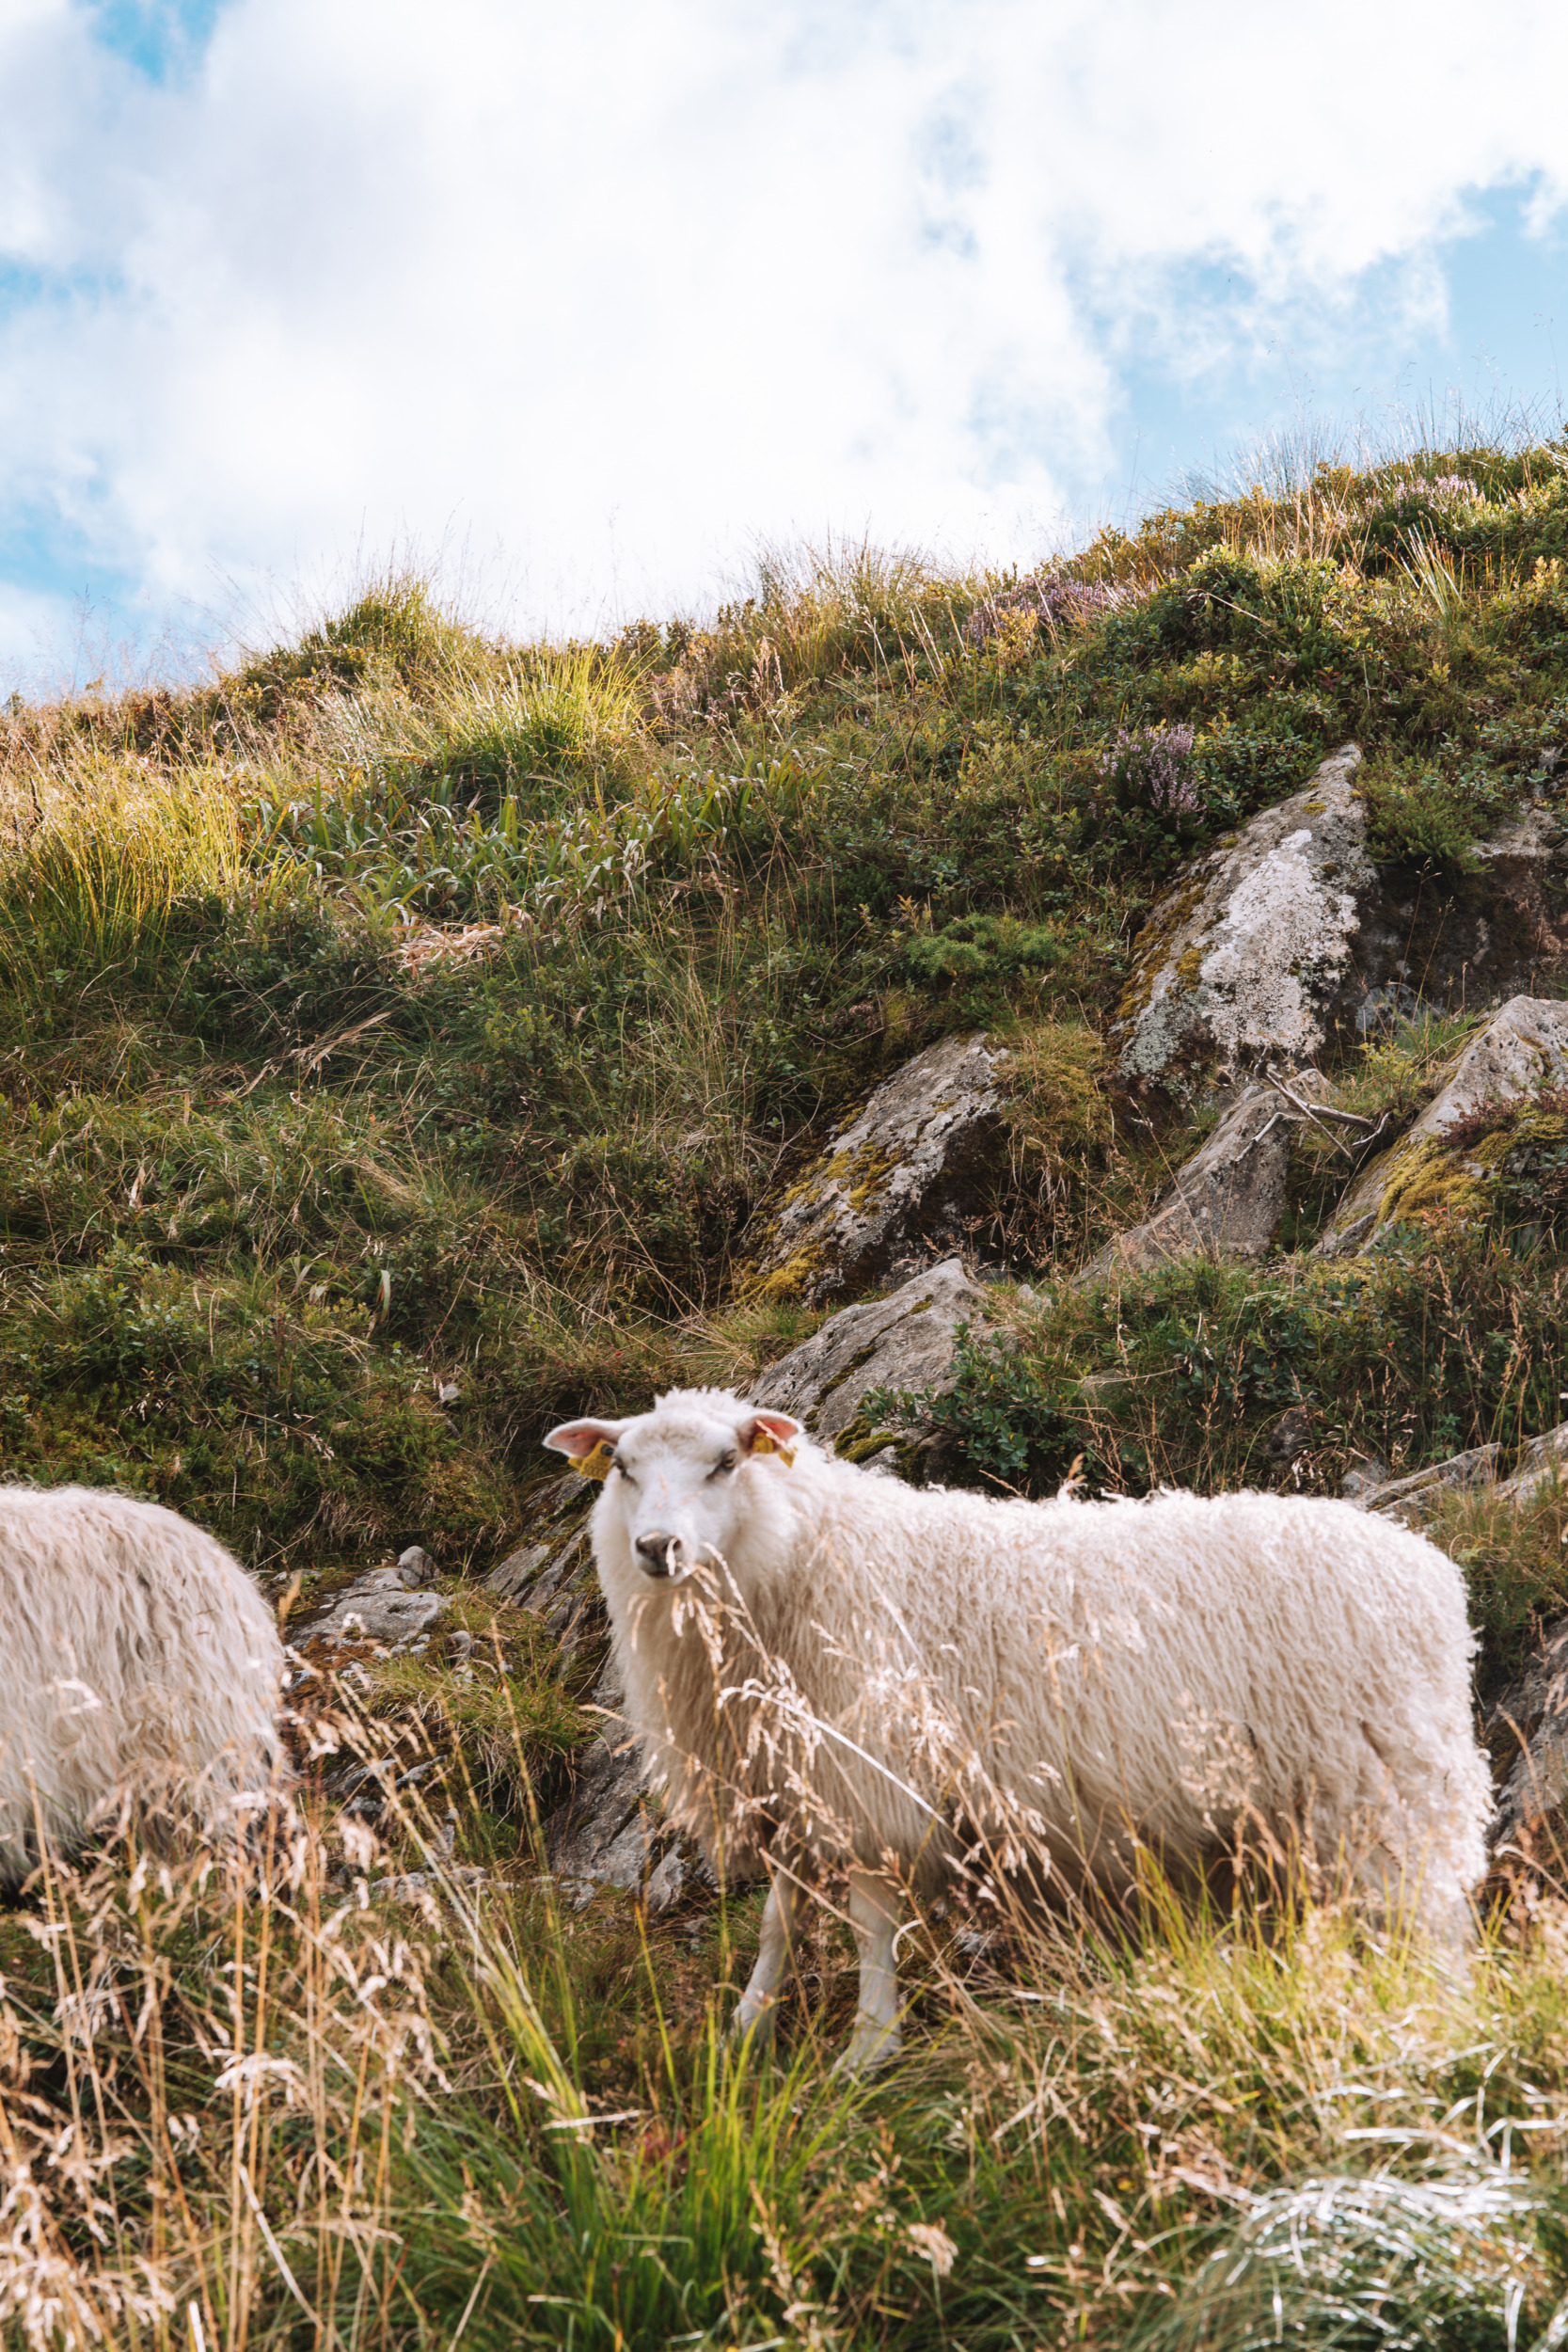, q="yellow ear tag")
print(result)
[751,1430,797,1468]
[567,1439,617,1482]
